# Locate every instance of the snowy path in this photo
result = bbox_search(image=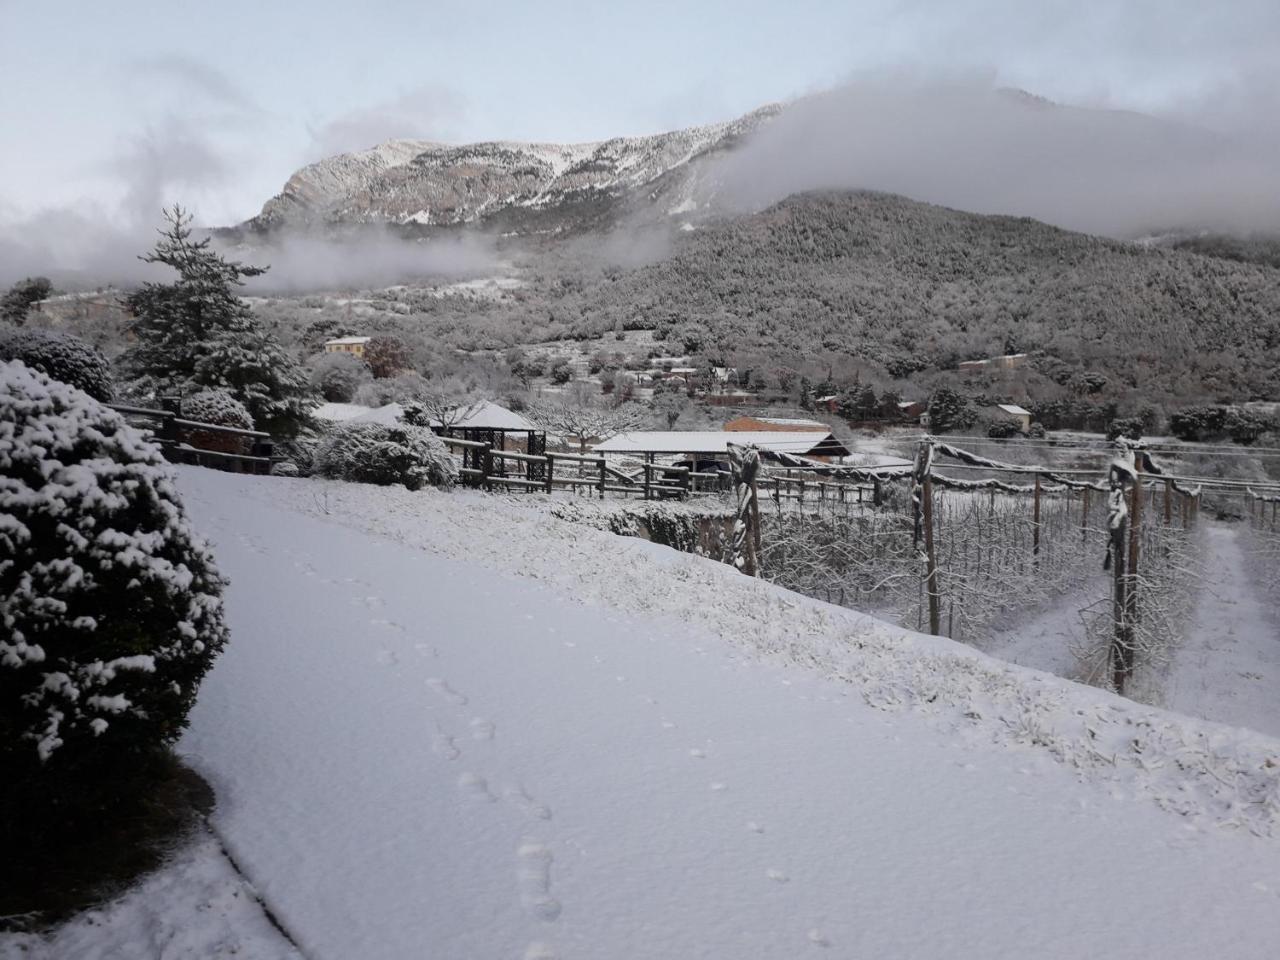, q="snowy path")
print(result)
[1166,523,1280,738]
[981,577,1106,680]
[175,471,1280,960]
